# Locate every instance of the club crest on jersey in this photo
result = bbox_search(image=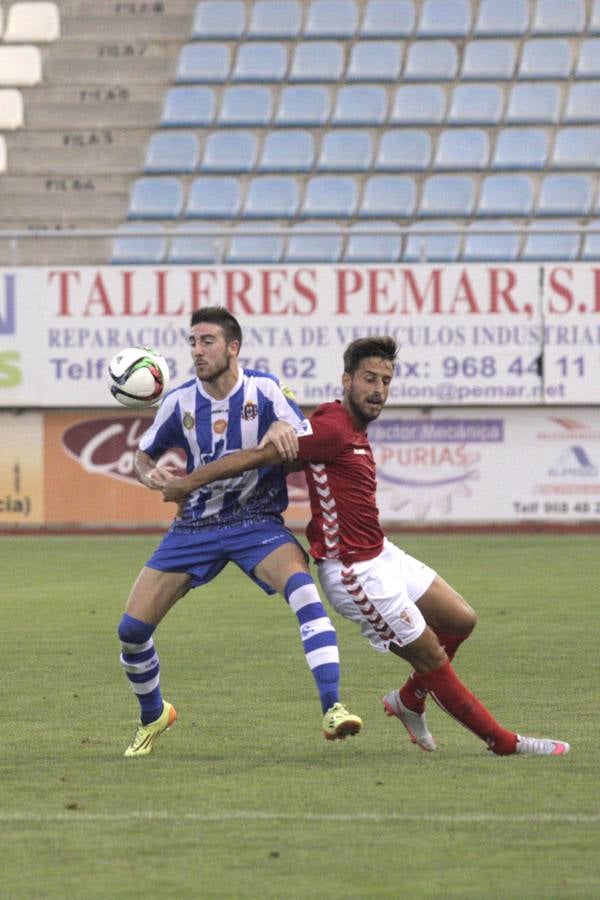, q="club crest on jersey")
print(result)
[241,401,258,421]
[280,382,296,400]
[183,412,195,430]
